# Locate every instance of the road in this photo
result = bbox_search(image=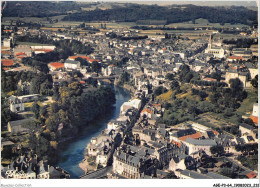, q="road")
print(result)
[80,166,113,179]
